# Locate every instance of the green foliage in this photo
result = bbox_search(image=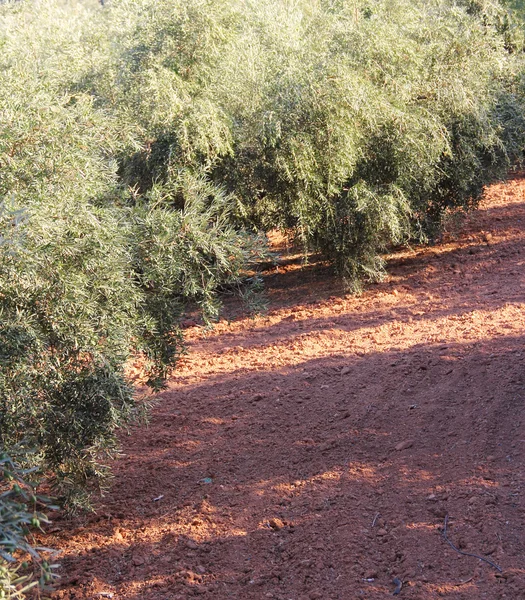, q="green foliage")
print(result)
[0,198,137,504]
[130,169,263,387]
[502,0,525,27]
[0,0,258,505]
[85,0,525,287]
[0,448,58,599]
